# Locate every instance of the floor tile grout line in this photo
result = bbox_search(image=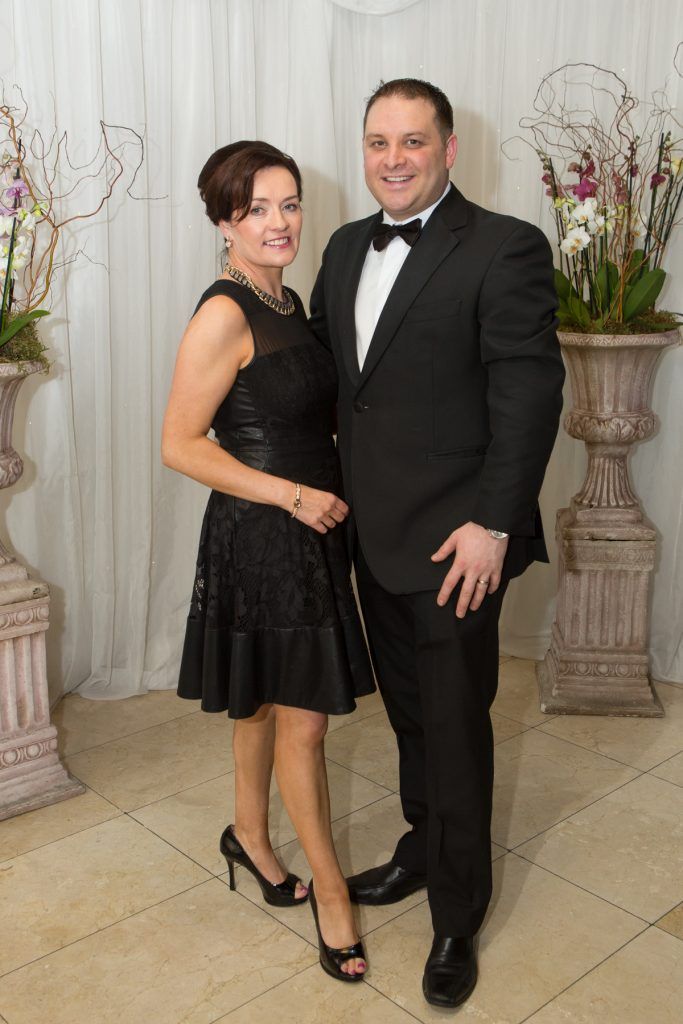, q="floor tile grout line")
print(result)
[502,771,650,855]
[0,875,214,982]
[123,812,222,879]
[212,872,320,950]
[0,802,127,867]
[127,768,237,814]
[323,753,396,794]
[327,707,388,735]
[495,721,651,772]
[654,923,683,943]
[60,692,393,761]
[644,752,683,777]
[639,772,683,792]
[492,708,546,729]
[362,893,430,939]
[507,850,655,927]
[517,924,653,1023]
[212,864,430,951]
[273,790,400,852]
[57,704,203,757]
[530,719,683,772]
[7,768,393,877]
[113,768,239,814]
[204,962,320,1023]
[362,978,426,1022]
